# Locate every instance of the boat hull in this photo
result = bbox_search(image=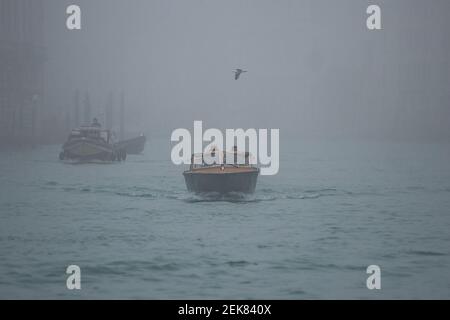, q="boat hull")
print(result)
[62,138,114,161]
[183,168,259,194]
[115,135,146,155]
